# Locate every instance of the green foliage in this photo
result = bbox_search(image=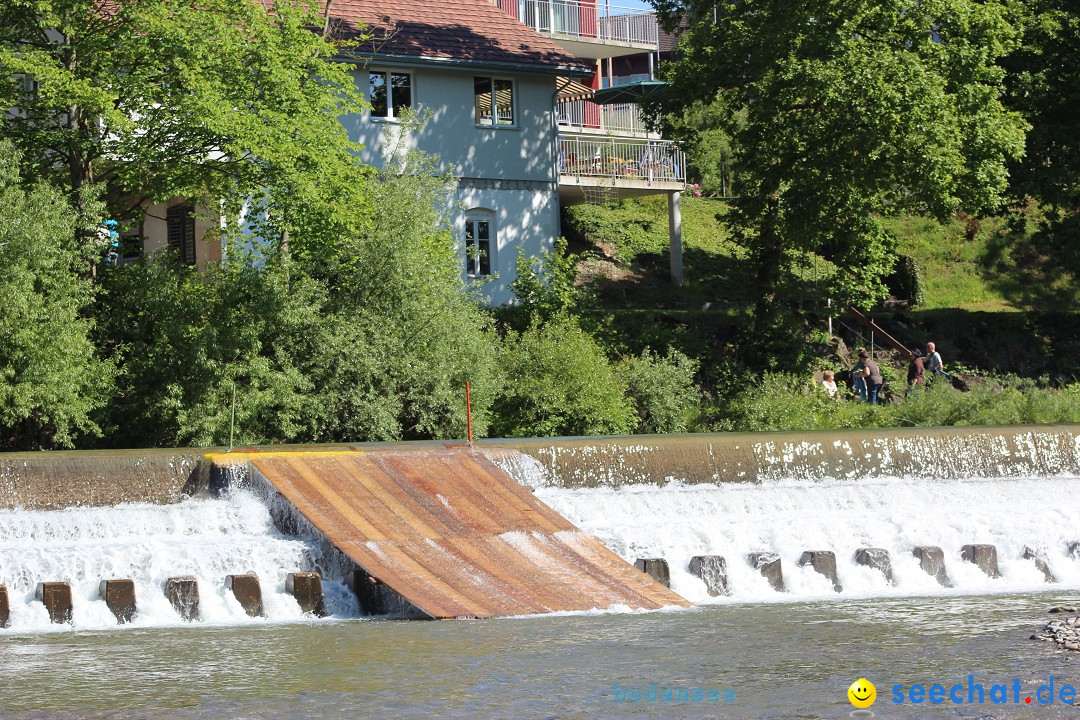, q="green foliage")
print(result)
[617,349,700,433]
[888,255,927,306]
[491,315,636,438]
[650,0,1028,329]
[0,142,113,448]
[509,236,579,318]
